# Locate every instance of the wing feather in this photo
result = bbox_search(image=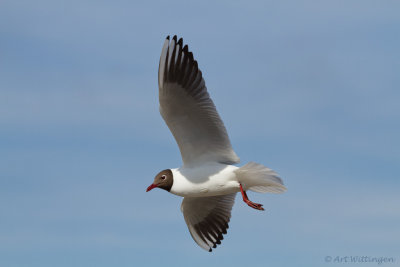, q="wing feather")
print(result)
[158,35,239,166]
[181,193,236,252]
